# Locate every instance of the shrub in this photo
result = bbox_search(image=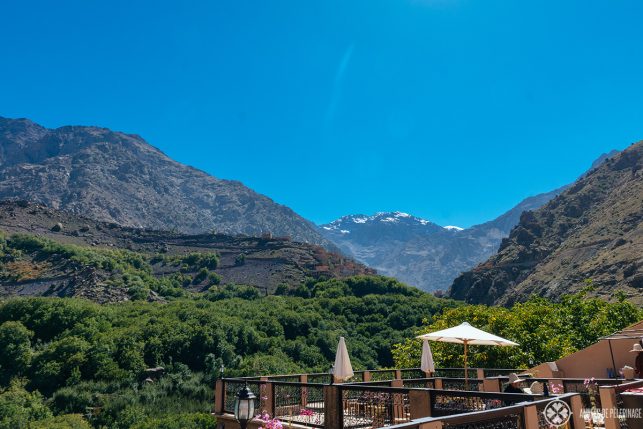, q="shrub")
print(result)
[29,414,92,429]
[0,321,33,383]
[274,284,288,295]
[234,253,245,266]
[0,380,52,429]
[207,272,222,285]
[193,268,209,284]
